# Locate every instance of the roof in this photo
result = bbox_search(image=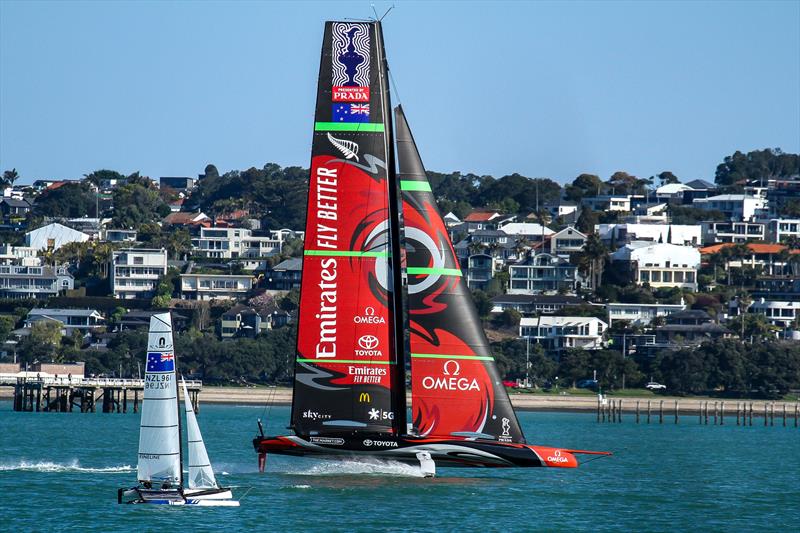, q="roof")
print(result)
[0,198,31,208]
[696,194,759,202]
[490,294,585,305]
[464,210,501,222]
[163,212,209,225]
[657,323,729,334]
[28,308,102,318]
[699,243,800,255]
[271,257,302,271]
[667,309,712,321]
[685,179,716,190]
[656,183,691,195]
